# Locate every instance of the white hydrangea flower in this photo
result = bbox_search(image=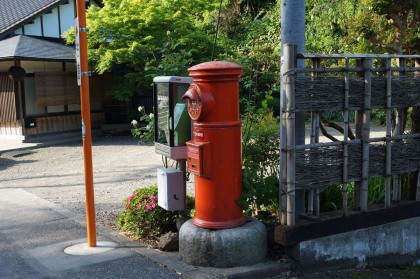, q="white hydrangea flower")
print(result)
[138,106,144,112]
[149,113,154,119]
[131,119,138,126]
